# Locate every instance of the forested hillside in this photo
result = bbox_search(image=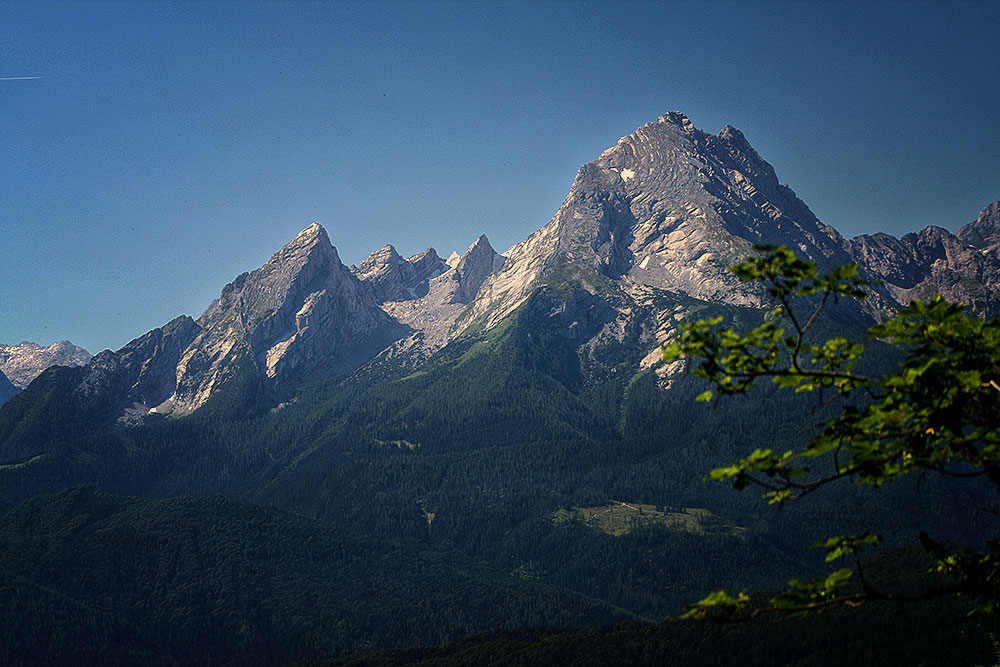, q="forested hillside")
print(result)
[1,289,991,633]
[0,486,632,666]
